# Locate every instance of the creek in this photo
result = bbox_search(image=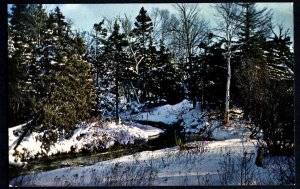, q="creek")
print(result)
[9,120,208,179]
